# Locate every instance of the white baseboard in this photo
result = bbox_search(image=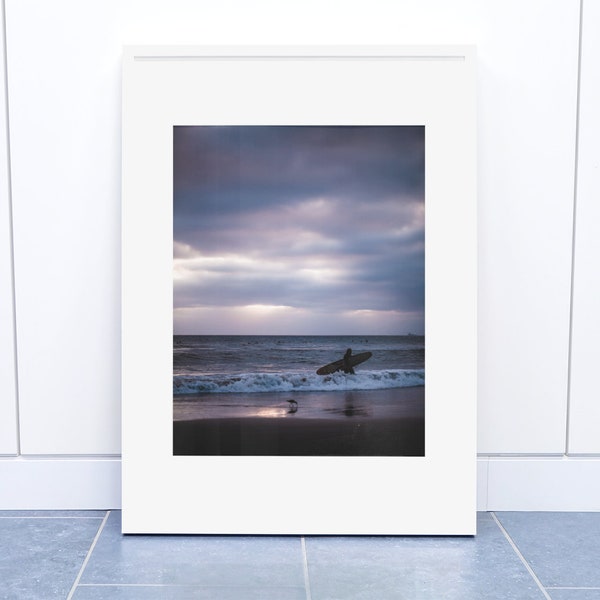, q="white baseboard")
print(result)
[478,456,600,511]
[0,457,121,509]
[1,455,599,511]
